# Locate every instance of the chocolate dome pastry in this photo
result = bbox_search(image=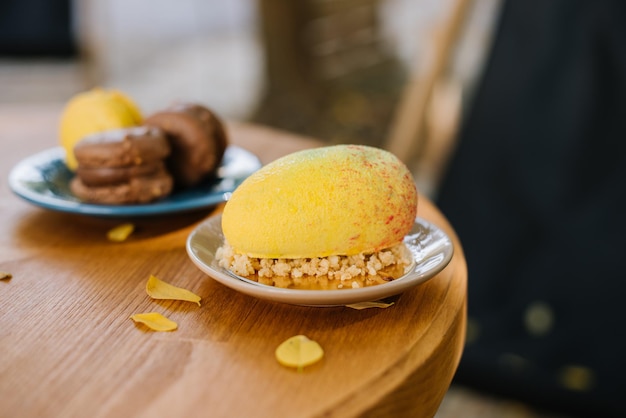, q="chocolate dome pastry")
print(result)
[144,103,228,188]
